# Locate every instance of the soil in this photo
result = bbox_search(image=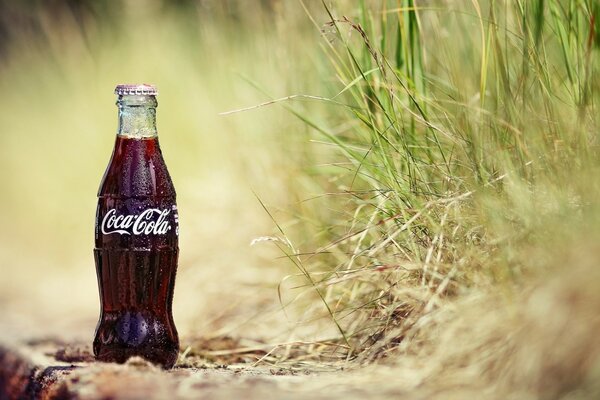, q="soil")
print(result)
[0,316,389,400]
[0,338,335,400]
